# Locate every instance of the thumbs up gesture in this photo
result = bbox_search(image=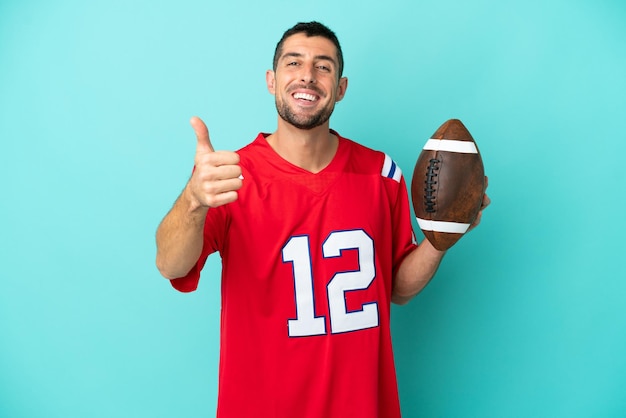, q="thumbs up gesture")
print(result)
[187,116,243,209]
